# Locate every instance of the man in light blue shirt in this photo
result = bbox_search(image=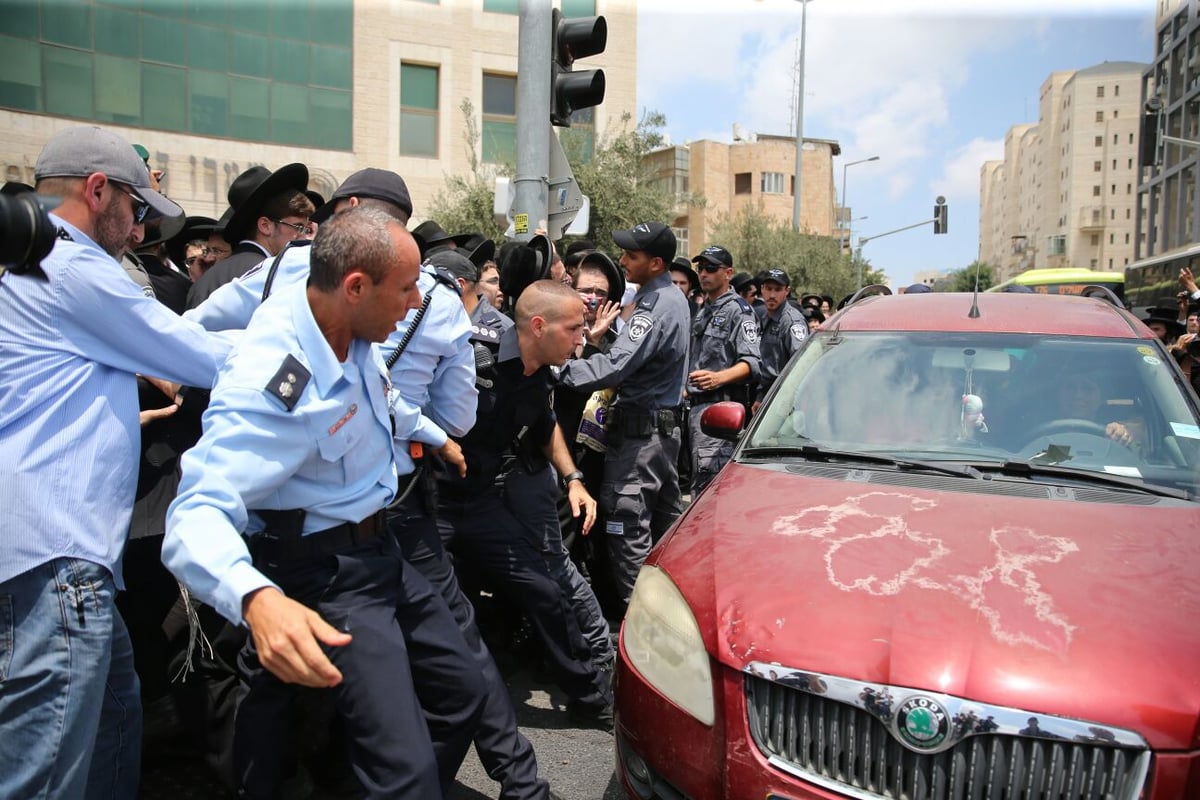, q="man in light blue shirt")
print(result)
[0,125,233,799]
[164,207,485,799]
